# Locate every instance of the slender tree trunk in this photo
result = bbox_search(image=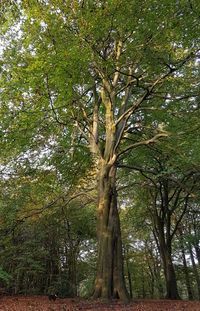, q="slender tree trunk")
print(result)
[127,265,133,299]
[141,268,146,299]
[158,234,180,299]
[151,179,180,300]
[157,279,164,299]
[191,219,200,266]
[152,233,165,298]
[125,249,133,299]
[66,220,79,297]
[181,247,193,300]
[178,229,193,300]
[148,265,155,298]
[154,259,164,298]
[188,242,200,300]
[194,245,200,266]
[68,250,77,297]
[93,163,129,302]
